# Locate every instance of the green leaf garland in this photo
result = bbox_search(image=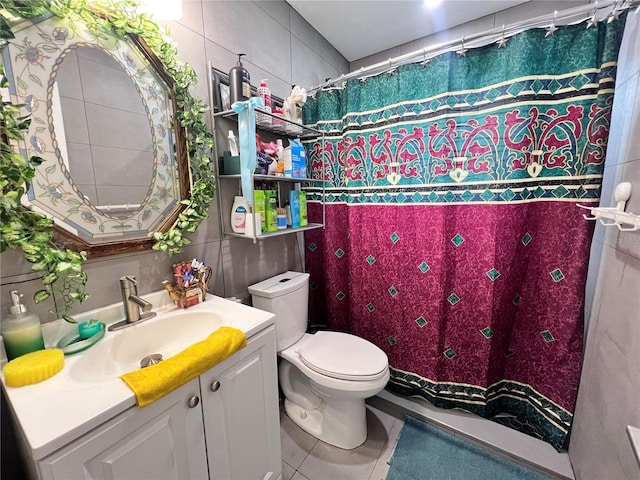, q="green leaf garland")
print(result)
[0,0,215,314]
